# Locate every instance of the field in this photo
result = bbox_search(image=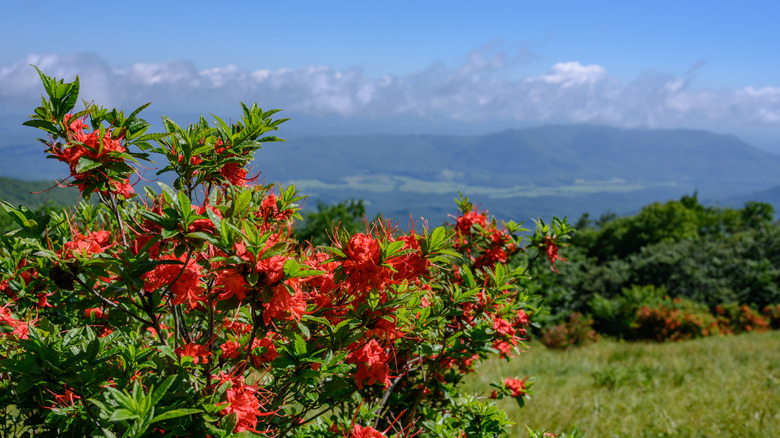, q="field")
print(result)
[465,331,780,437]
